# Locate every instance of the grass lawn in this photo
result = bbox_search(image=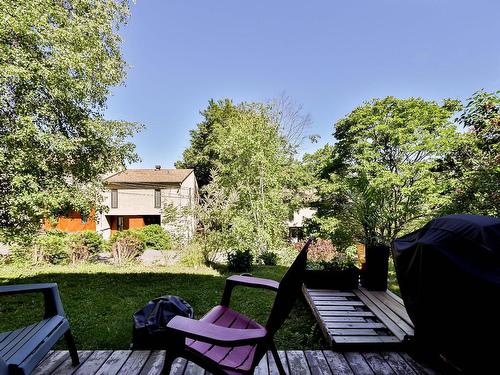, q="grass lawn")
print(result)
[0,263,327,350]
